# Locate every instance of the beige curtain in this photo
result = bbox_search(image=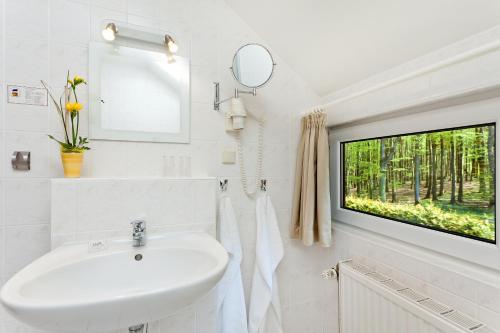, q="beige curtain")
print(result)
[291,111,332,247]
